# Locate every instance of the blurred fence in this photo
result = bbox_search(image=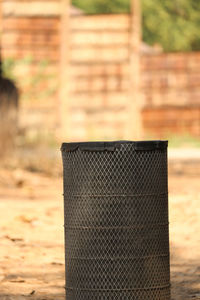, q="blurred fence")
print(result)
[1,0,200,140]
[142,53,200,136]
[68,14,131,139]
